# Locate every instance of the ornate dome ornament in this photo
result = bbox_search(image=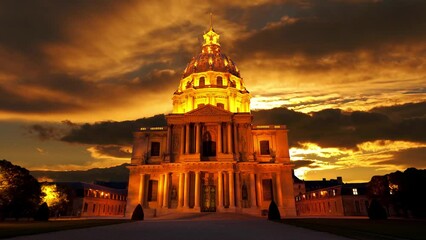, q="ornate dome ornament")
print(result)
[173,15,251,114]
[182,14,240,78]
